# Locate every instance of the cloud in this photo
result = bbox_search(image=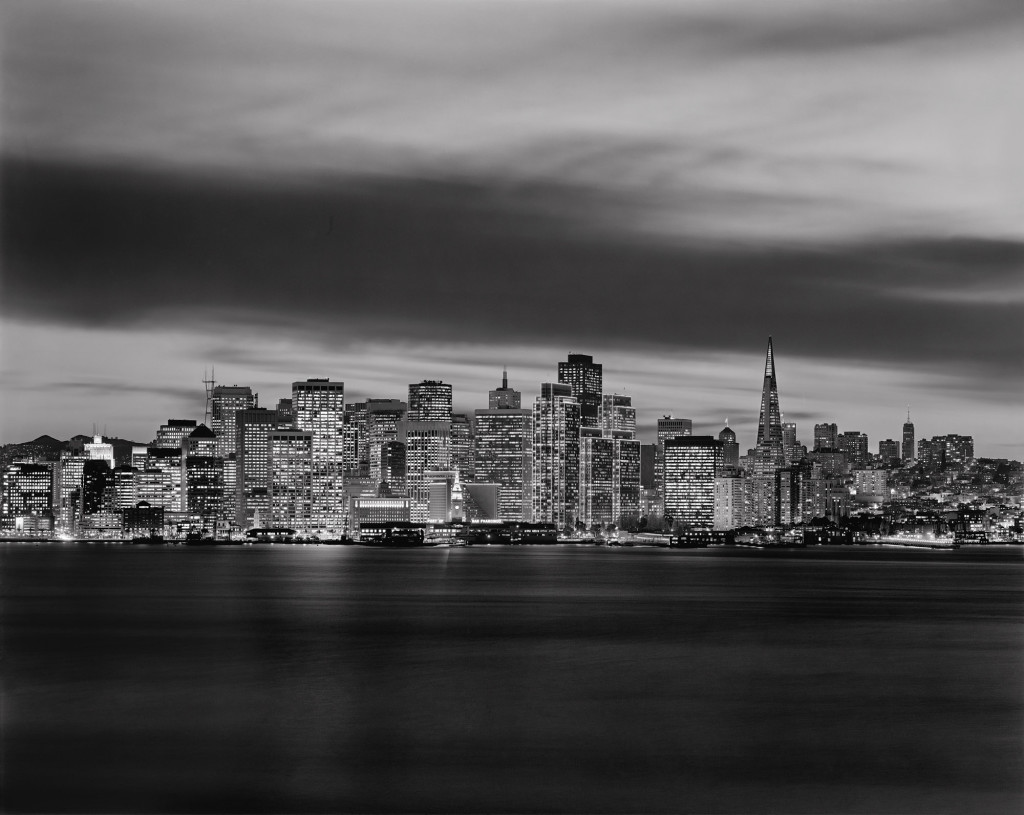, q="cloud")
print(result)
[2,156,1021,395]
